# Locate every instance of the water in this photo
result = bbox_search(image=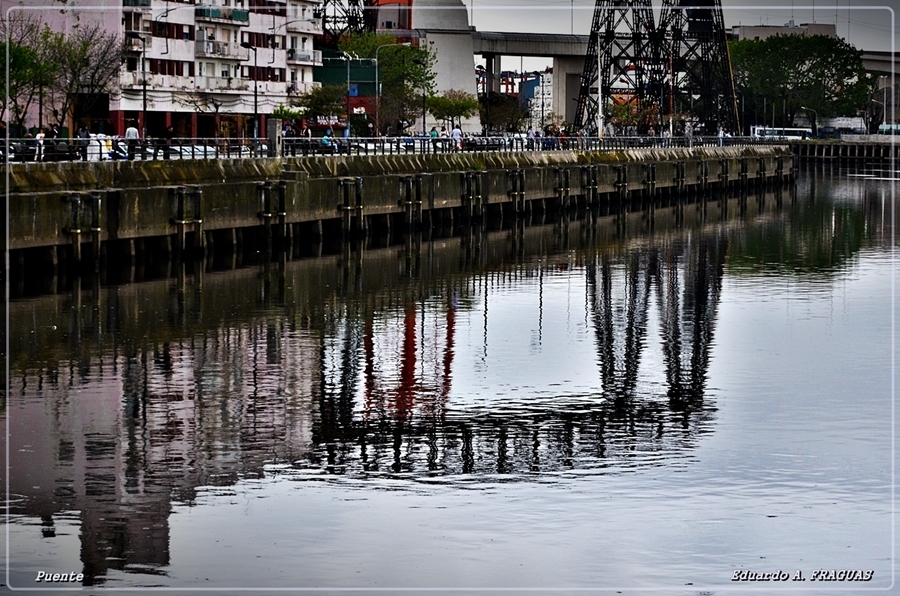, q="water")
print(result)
[4,166,894,594]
